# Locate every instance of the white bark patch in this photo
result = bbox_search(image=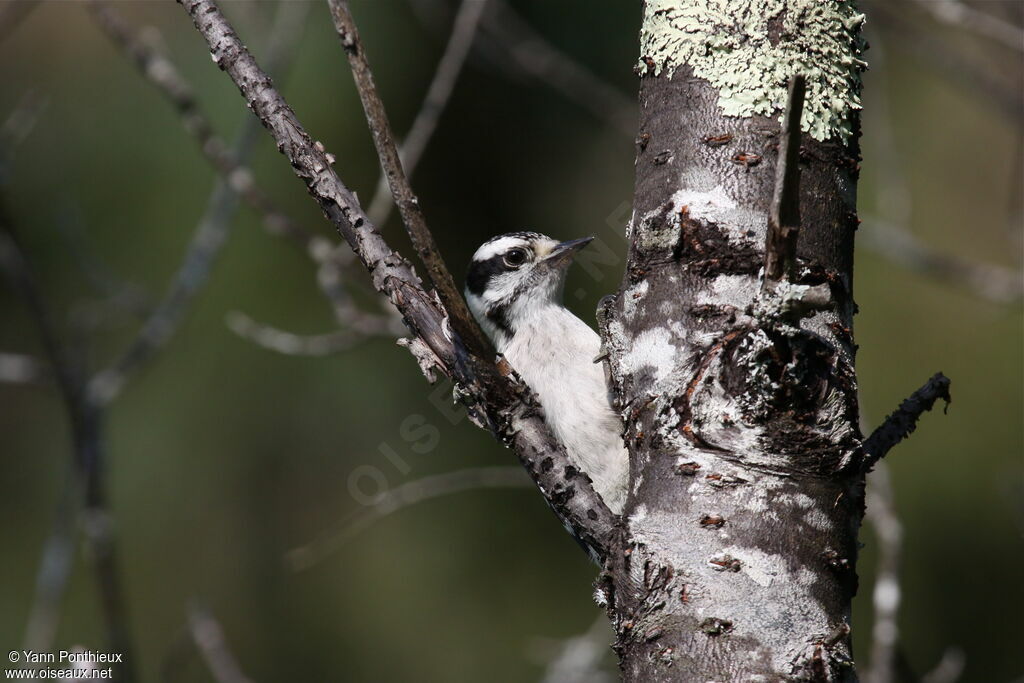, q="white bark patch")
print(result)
[621,327,678,385]
[803,506,834,532]
[639,0,866,142]
[672,185,736,224]
[704,274,757,309]
[621,280,650,320]
[632,507,833,673]
[718,546,784,587]
[630,504,649,526]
